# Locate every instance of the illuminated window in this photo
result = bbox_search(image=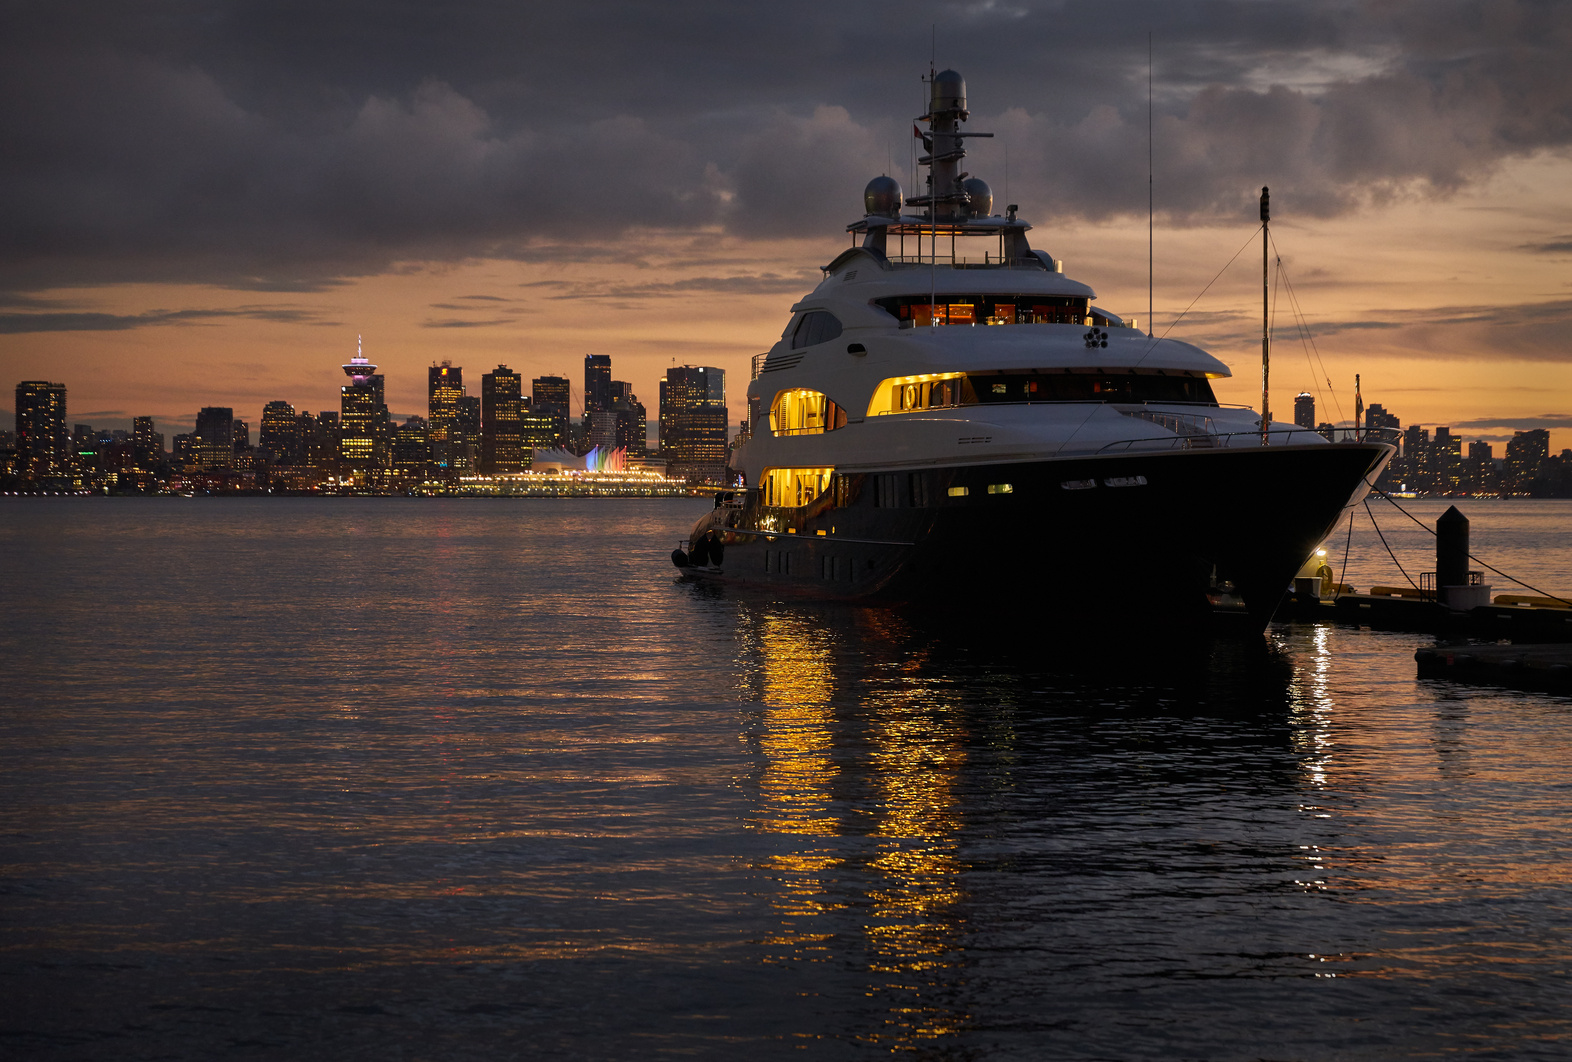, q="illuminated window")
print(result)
[761,466,834,508]
[769,390,847,436]
[866,373,970,417]
[987,483,1013,494]
[877,294,1096,326]
[947,486,968,497]
[869,371,1217,415]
